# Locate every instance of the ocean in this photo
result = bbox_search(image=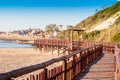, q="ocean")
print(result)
[0,40,33,48]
